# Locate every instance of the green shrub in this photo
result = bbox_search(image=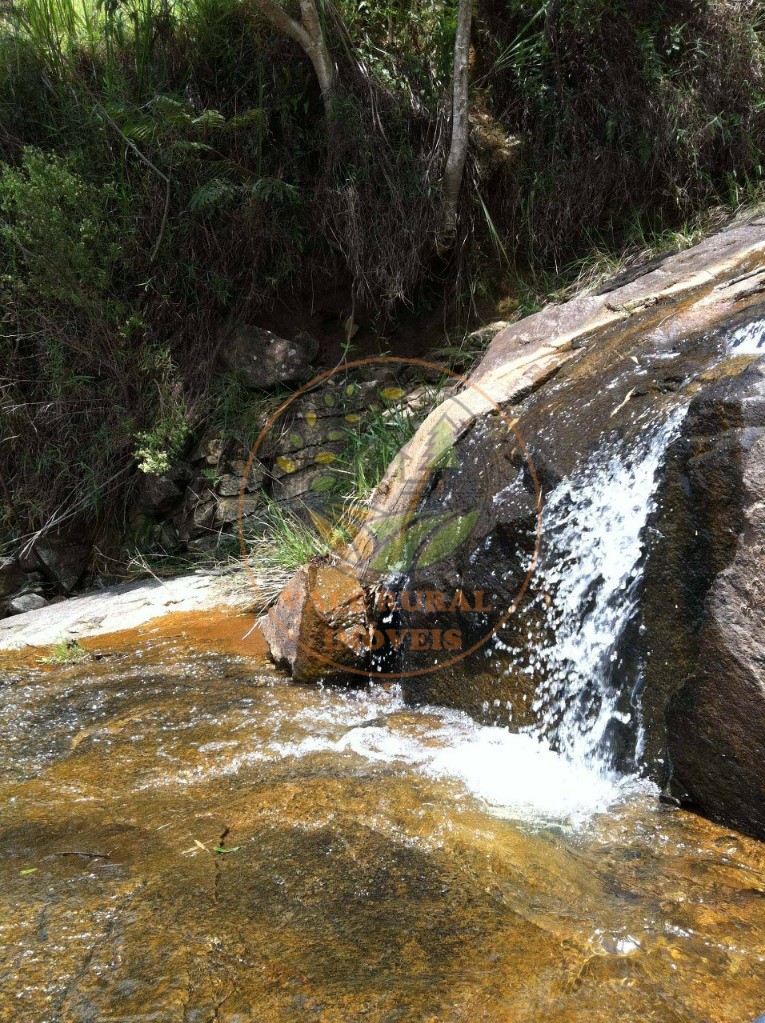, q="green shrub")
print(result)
[0,147,188,536]
[0,148,118,308]
[475,0,765,262]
